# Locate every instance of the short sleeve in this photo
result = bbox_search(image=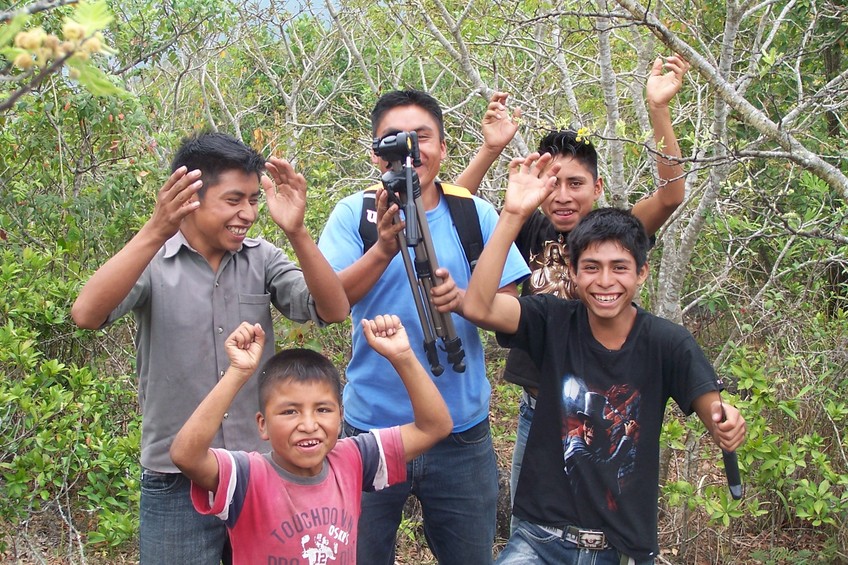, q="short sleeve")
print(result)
[351,427,407,492]
[318,193,365,273]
